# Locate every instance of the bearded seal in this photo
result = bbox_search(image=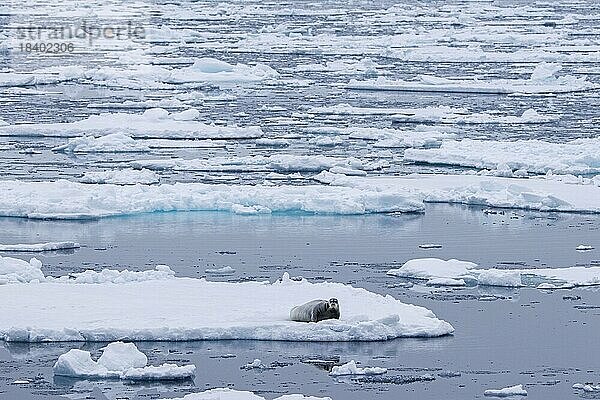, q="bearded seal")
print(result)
[290,298,340,323]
